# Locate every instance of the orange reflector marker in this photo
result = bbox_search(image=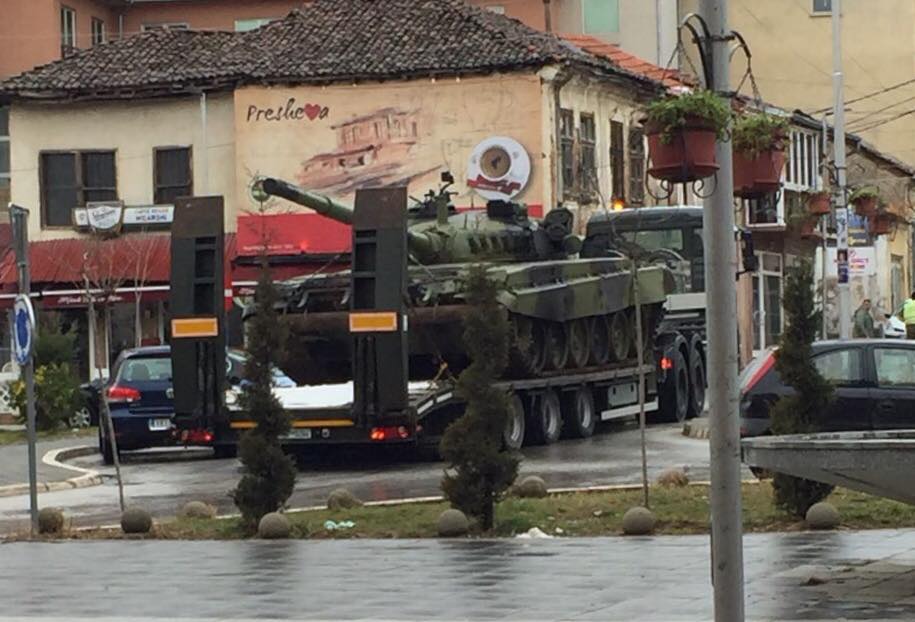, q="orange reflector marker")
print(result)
[171,317,218,338]
[349,311,398,333]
